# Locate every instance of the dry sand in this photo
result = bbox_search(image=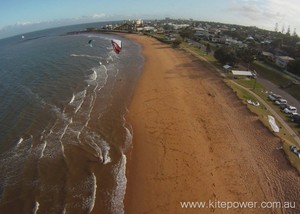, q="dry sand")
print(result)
[124,34,300,214]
